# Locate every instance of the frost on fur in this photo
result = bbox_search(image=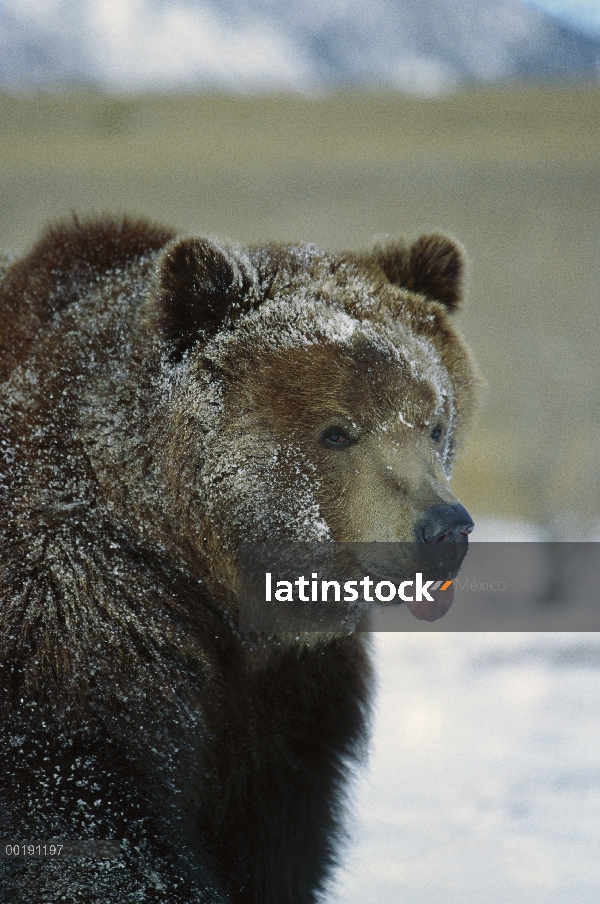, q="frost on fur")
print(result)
[0,216,478,904]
